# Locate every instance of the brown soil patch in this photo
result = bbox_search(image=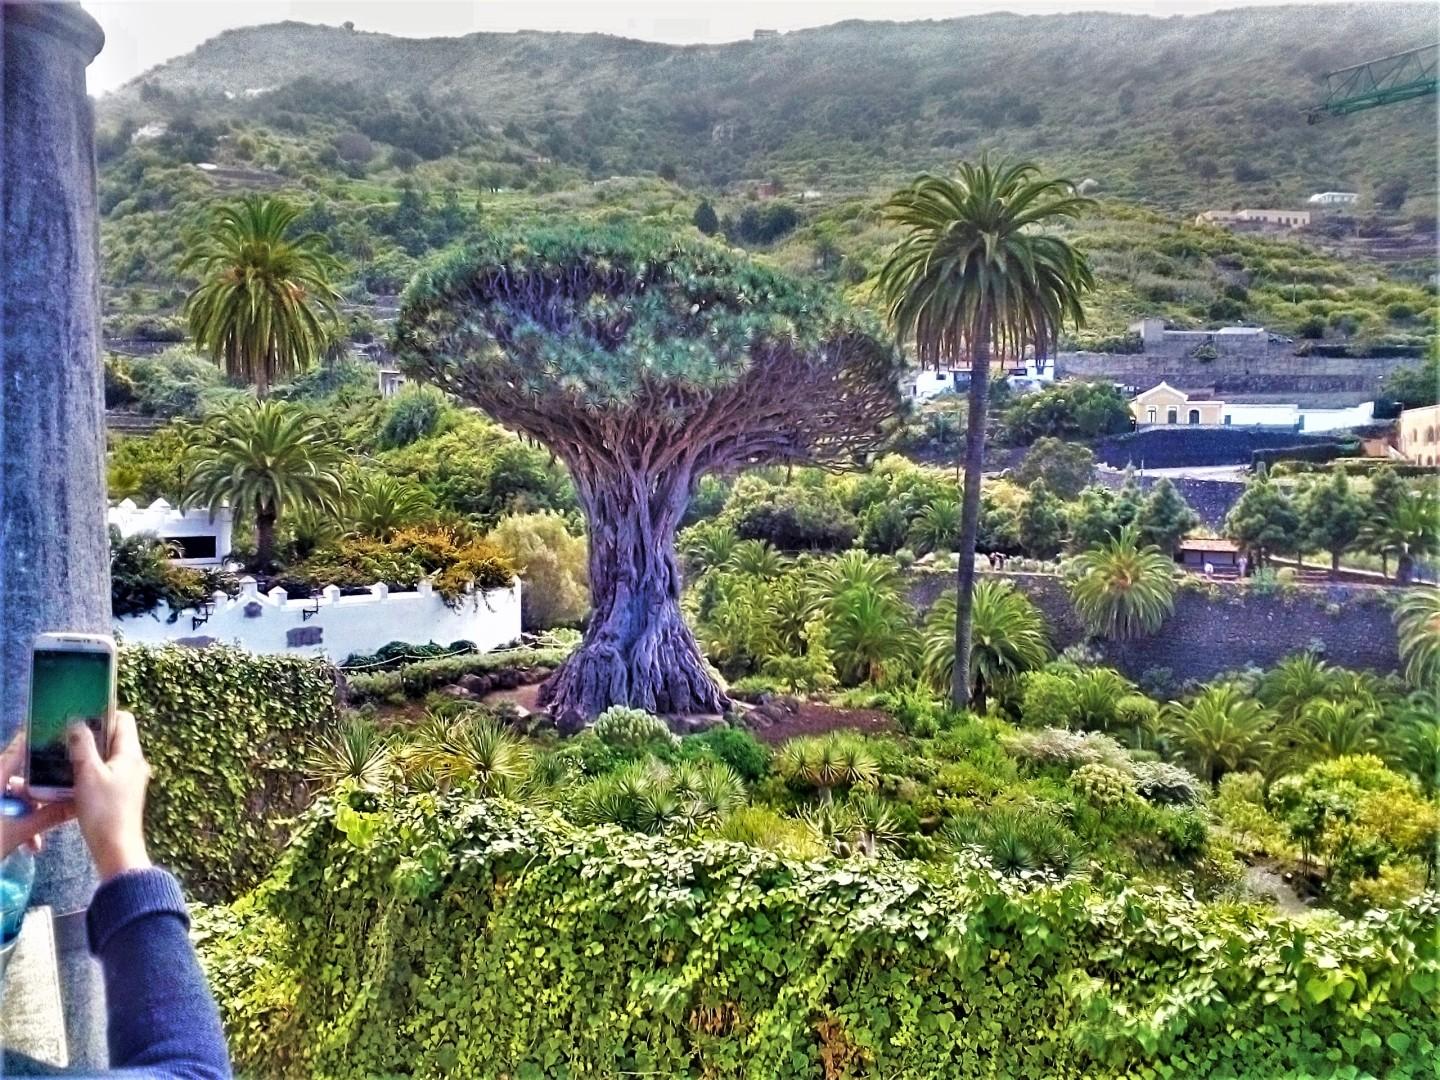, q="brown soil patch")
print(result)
[481,683,546,714]
[745,700,895,744]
